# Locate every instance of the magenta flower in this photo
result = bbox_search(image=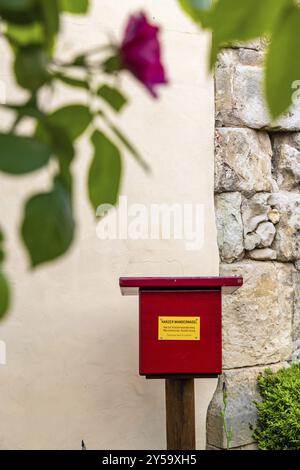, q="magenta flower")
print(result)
[120,12,168,98]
